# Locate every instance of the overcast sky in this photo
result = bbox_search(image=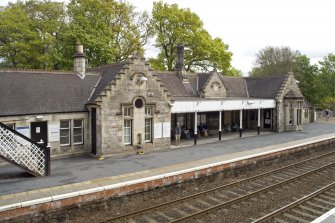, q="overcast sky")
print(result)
[1,0,334,75]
